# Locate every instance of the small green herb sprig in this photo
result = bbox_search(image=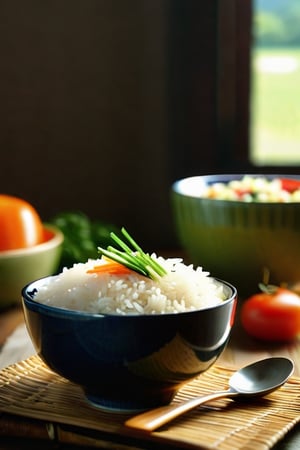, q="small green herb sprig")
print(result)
[98,228,167,280]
